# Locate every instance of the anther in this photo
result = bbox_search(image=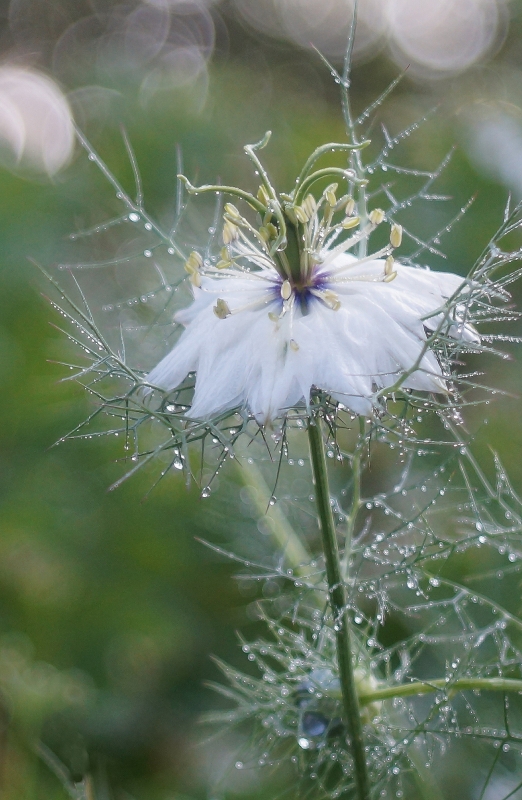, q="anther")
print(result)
[257,185,270,206]
[224,203,241,221]
[369,208,385,226]
[302,194,317,218]
[289,339,299,351]
[322,290,341,310]
[324,183,338,207]
[384,255,394,275]
[390,223,403,248]
[223,220,239,244]
[383,271,397,283]
[343,216,360,230]
[344,197,355,216]
[293,205,309,224]
[213,298,231,319]
[281,280,292,301]
[184,250,203,274]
